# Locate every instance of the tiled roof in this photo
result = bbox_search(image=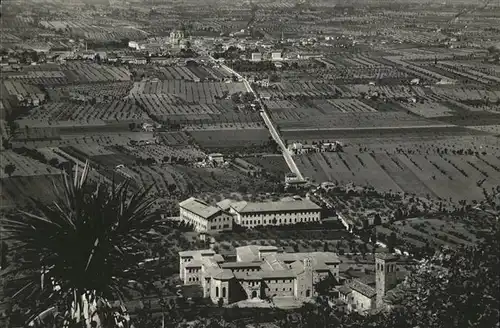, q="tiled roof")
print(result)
[216,199,235,211]
[349,280,377,298]
[185,260,202,268]
[213,254,225,263]
[179,197,221,219]
[213,269,234,280]
[221,261,262,269]
[277,252,340,264]
[337,285,352,295]
[357,275,376,286]
[179,249,214,258]
[236,245,279,262]
[261,270,296,279]
[234,271,262,281]
[289,261,305,275]
[230,199,321,214]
